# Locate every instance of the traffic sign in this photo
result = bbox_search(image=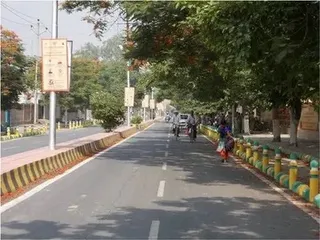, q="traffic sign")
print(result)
[41,38,69,92]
